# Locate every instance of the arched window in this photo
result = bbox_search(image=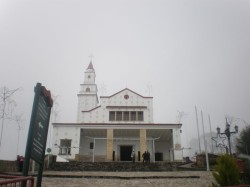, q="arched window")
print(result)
[86,88,90,92]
